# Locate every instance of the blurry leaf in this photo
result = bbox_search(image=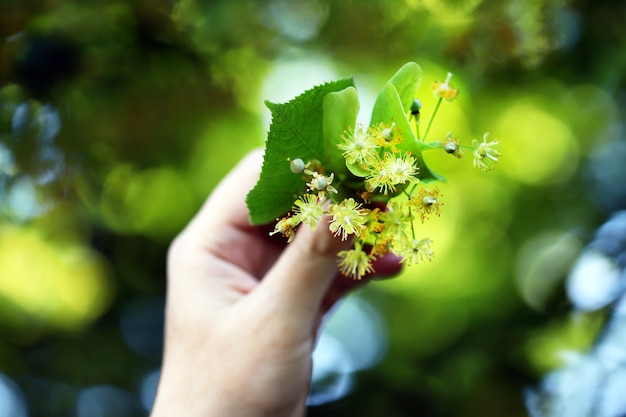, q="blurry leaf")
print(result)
[246,78,355,225]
